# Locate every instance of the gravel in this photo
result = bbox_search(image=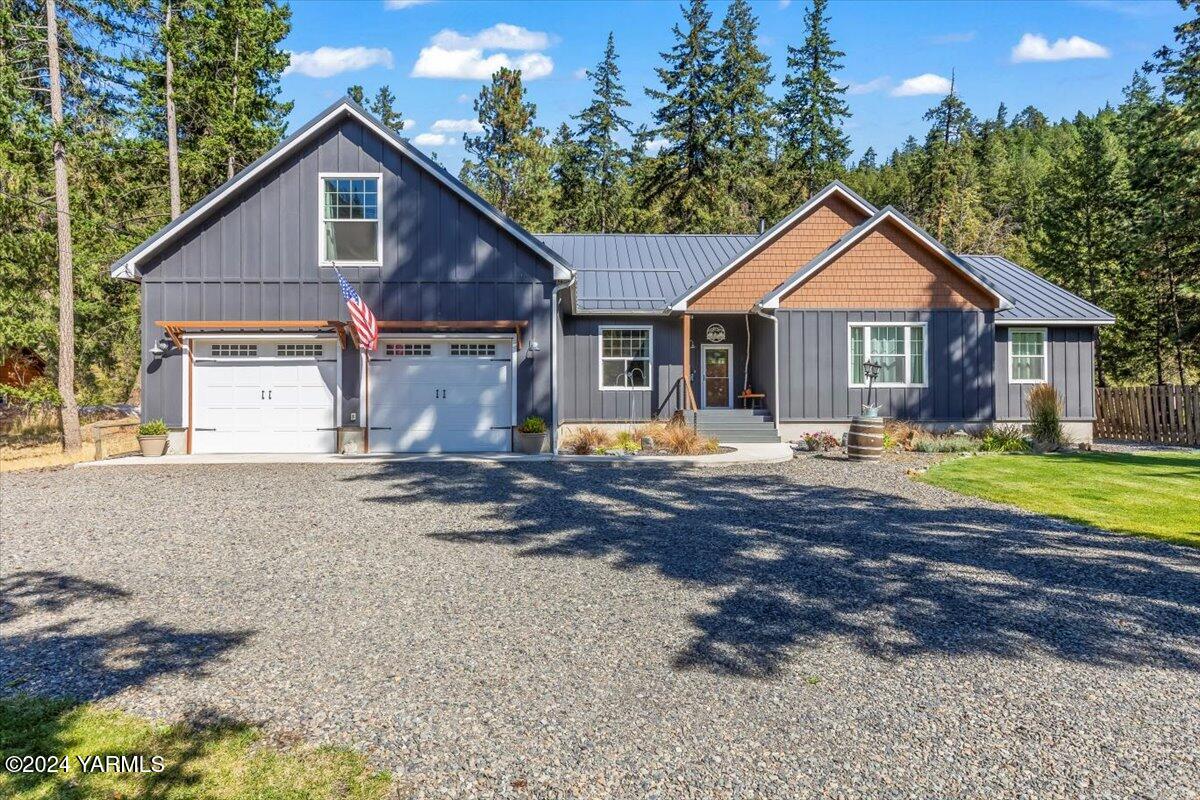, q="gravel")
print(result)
[3,456,1199,798]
